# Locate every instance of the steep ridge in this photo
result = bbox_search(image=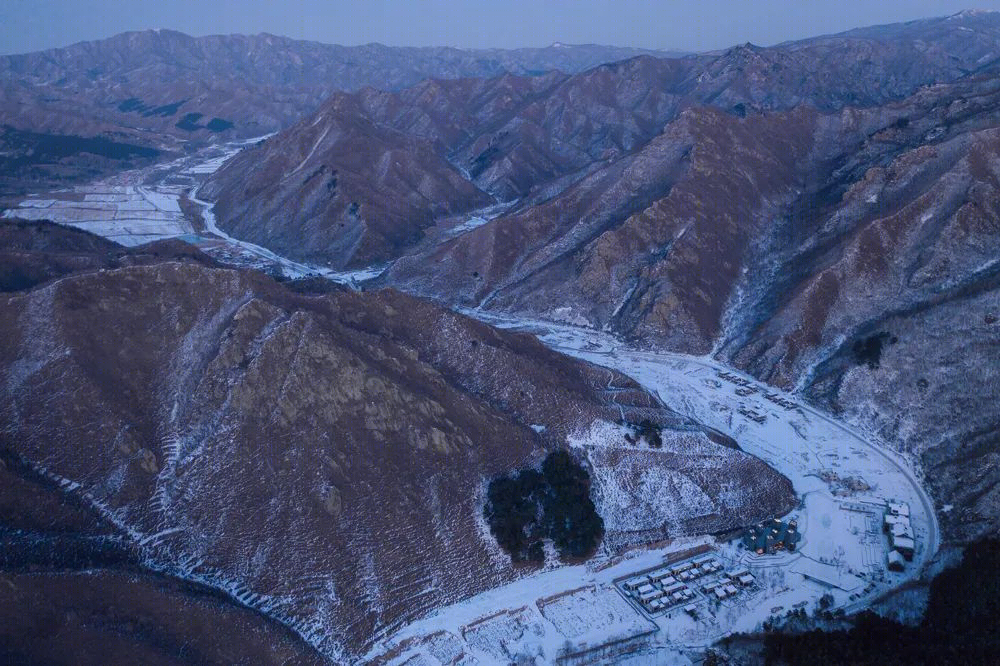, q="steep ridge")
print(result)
[203,11,1000,269]
[0,218,218,291]
[720,78,1000,541]
[0,226,794,661]
[197,95,495,267]
[386,104,819,345]
[0,391,325,665]
[199,61,690,267]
